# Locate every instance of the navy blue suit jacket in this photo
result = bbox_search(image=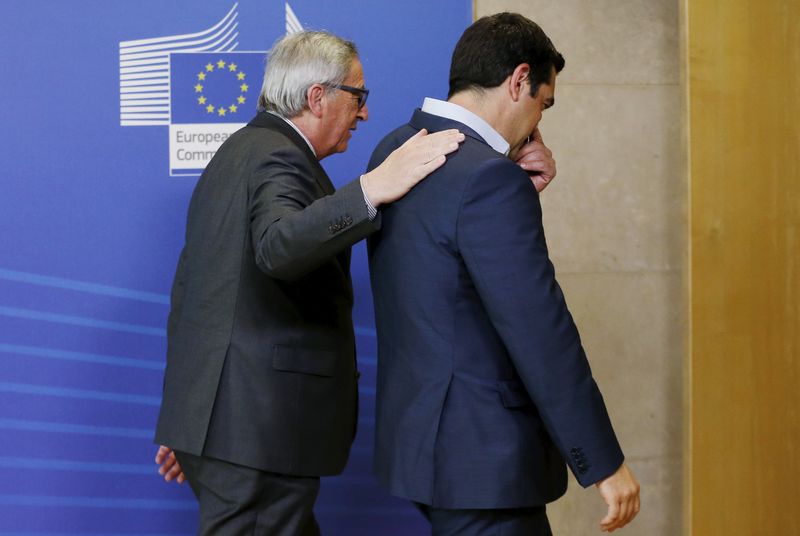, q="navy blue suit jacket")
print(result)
[367,110,624,509]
